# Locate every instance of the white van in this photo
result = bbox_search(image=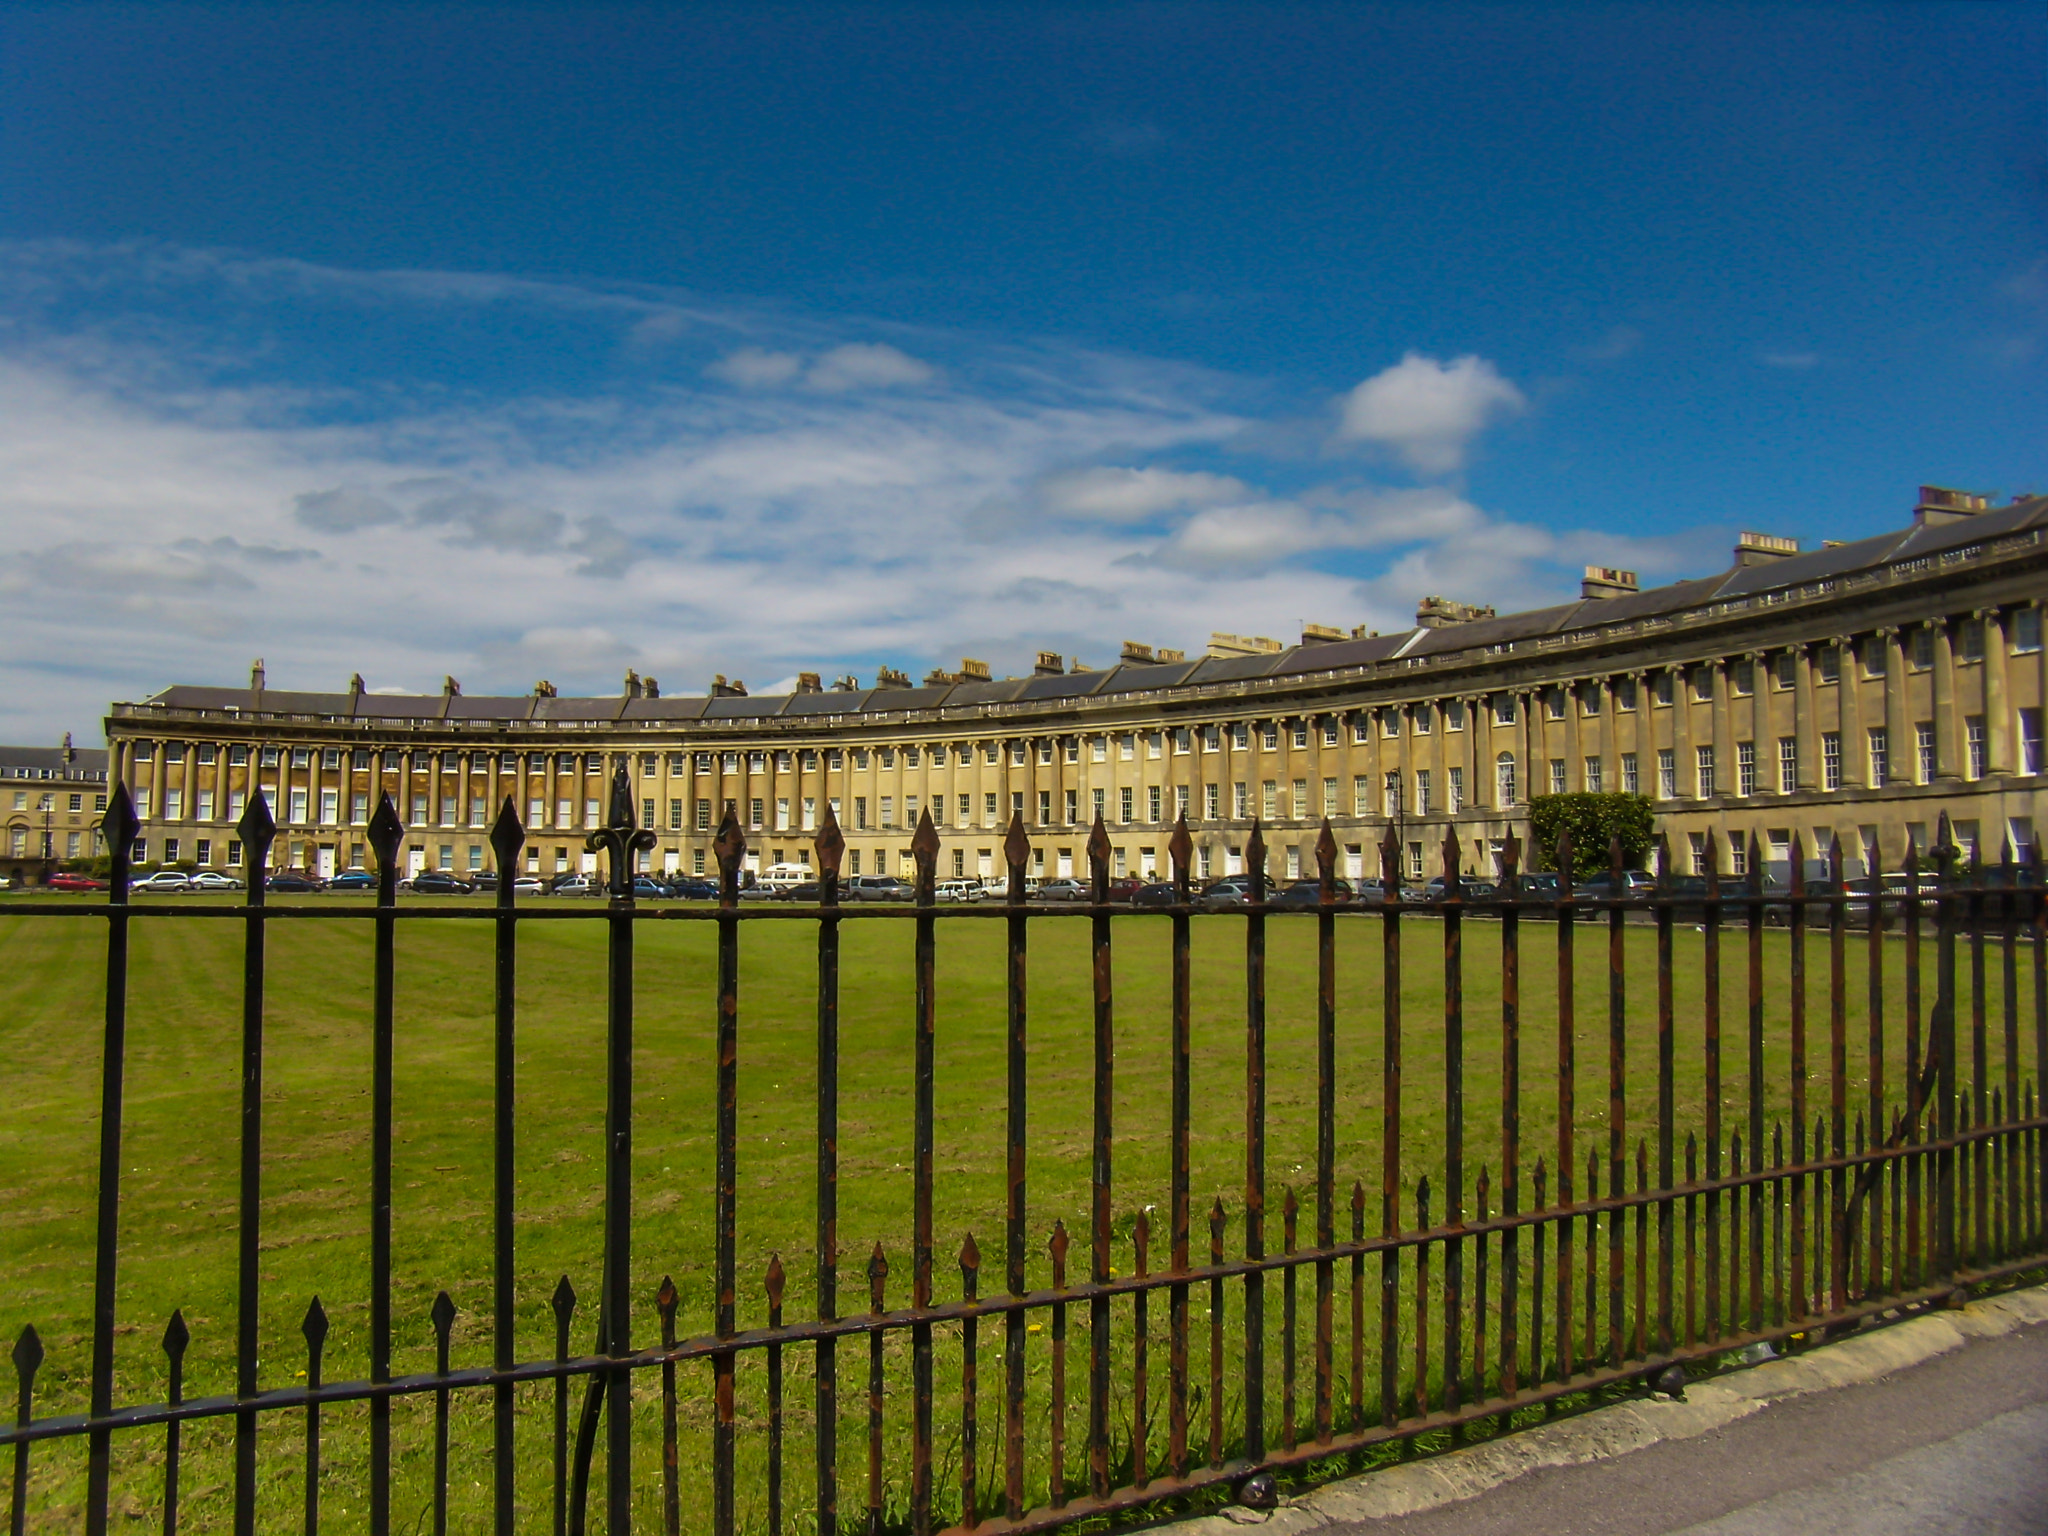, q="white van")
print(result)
[758,862,812,891]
